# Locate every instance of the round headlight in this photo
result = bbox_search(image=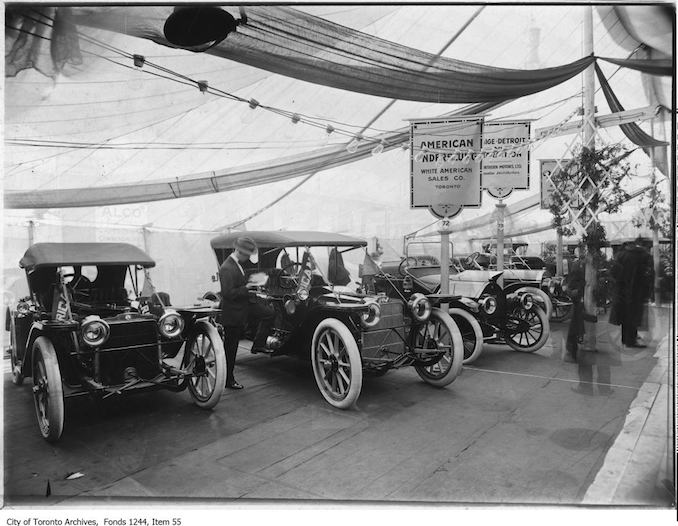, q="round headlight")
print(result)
[17,301,30,315]
[480,296,498,315]
[360,301,381,328]
[158,310,184,339]
[408,293,431,322]
[297,288,310,301]
[521,293,534,310]
[81,315,110,347]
